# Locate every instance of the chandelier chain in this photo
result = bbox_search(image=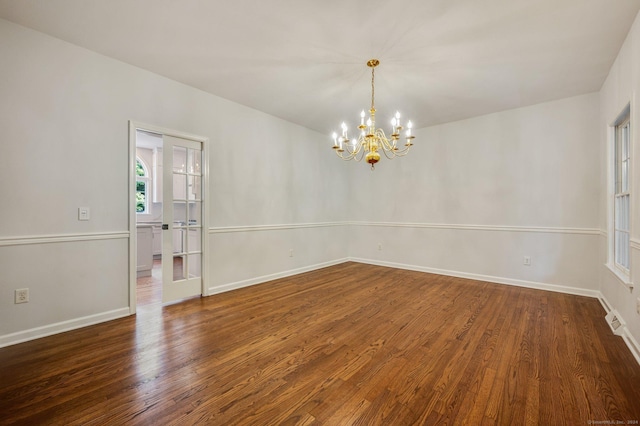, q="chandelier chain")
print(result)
[371,66,375,111]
